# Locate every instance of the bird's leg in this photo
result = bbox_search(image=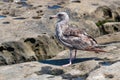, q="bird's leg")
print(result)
[72,50,77,60]
[62,49,73,67]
